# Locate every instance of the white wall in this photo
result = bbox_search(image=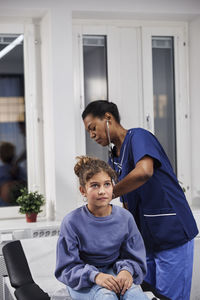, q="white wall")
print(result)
[0,0,200,220]
[39,5,78,220]
[71,0,200,16]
